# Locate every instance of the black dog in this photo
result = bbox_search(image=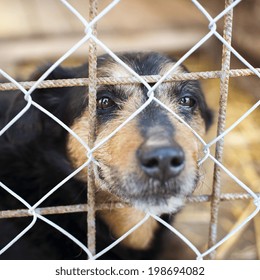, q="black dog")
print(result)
[0,52,212,259]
